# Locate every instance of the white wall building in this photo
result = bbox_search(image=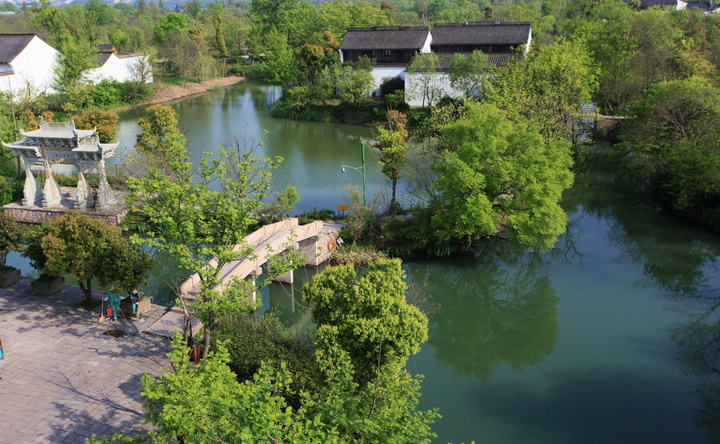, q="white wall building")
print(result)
[339,22,532,107]
[86,51,153,84]
[0,34,58,95]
